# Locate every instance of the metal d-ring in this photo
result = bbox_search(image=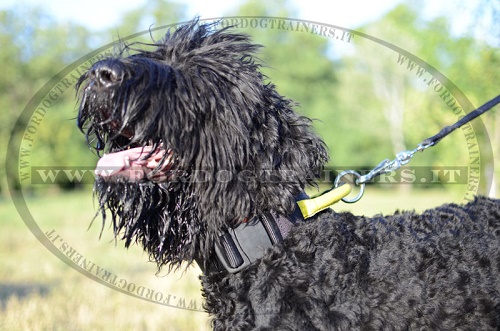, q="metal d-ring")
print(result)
[334,170,366,203]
